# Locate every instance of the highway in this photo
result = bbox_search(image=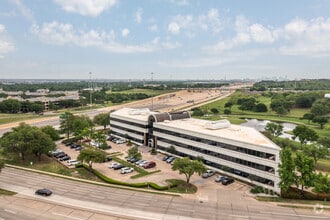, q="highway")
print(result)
[0,167,329,220]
